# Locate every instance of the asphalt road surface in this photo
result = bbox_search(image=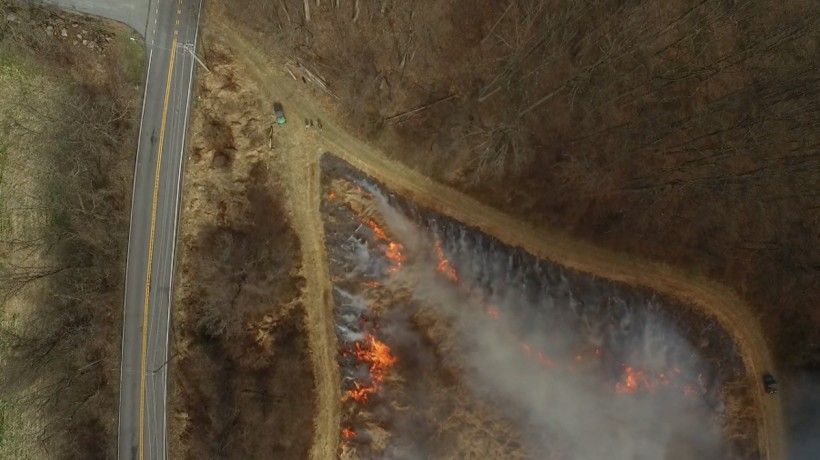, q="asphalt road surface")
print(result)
[37,0,149,33]
[115,0,202,458]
